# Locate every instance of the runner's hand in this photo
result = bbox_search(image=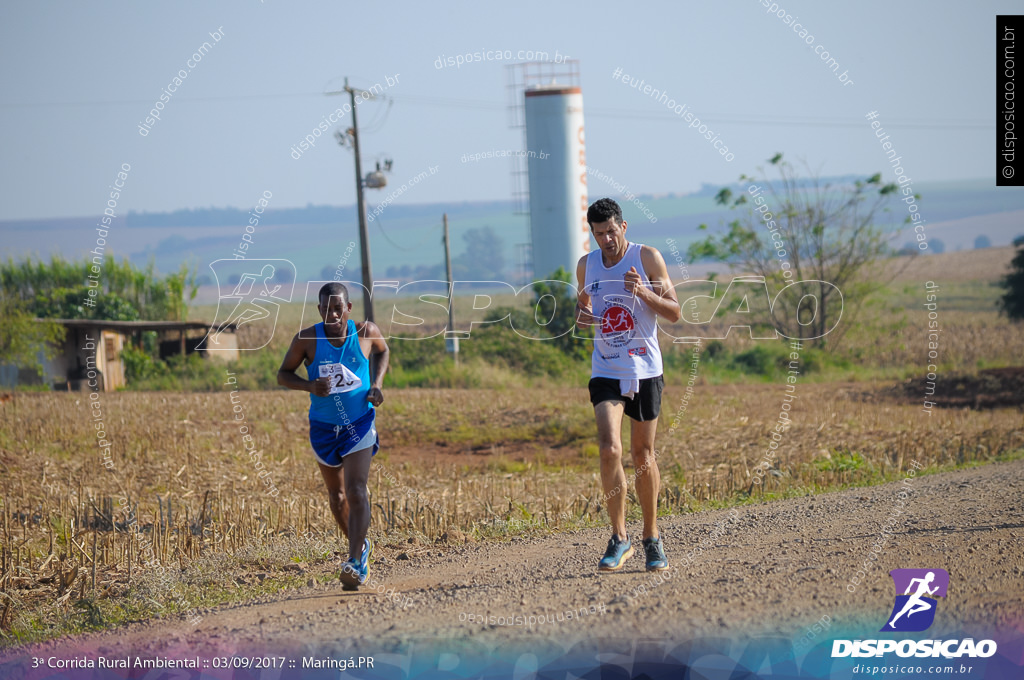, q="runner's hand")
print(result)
[366,387,384,407]
[311,376,332,397]
[624,266,642,295]
[576,301,599,326]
